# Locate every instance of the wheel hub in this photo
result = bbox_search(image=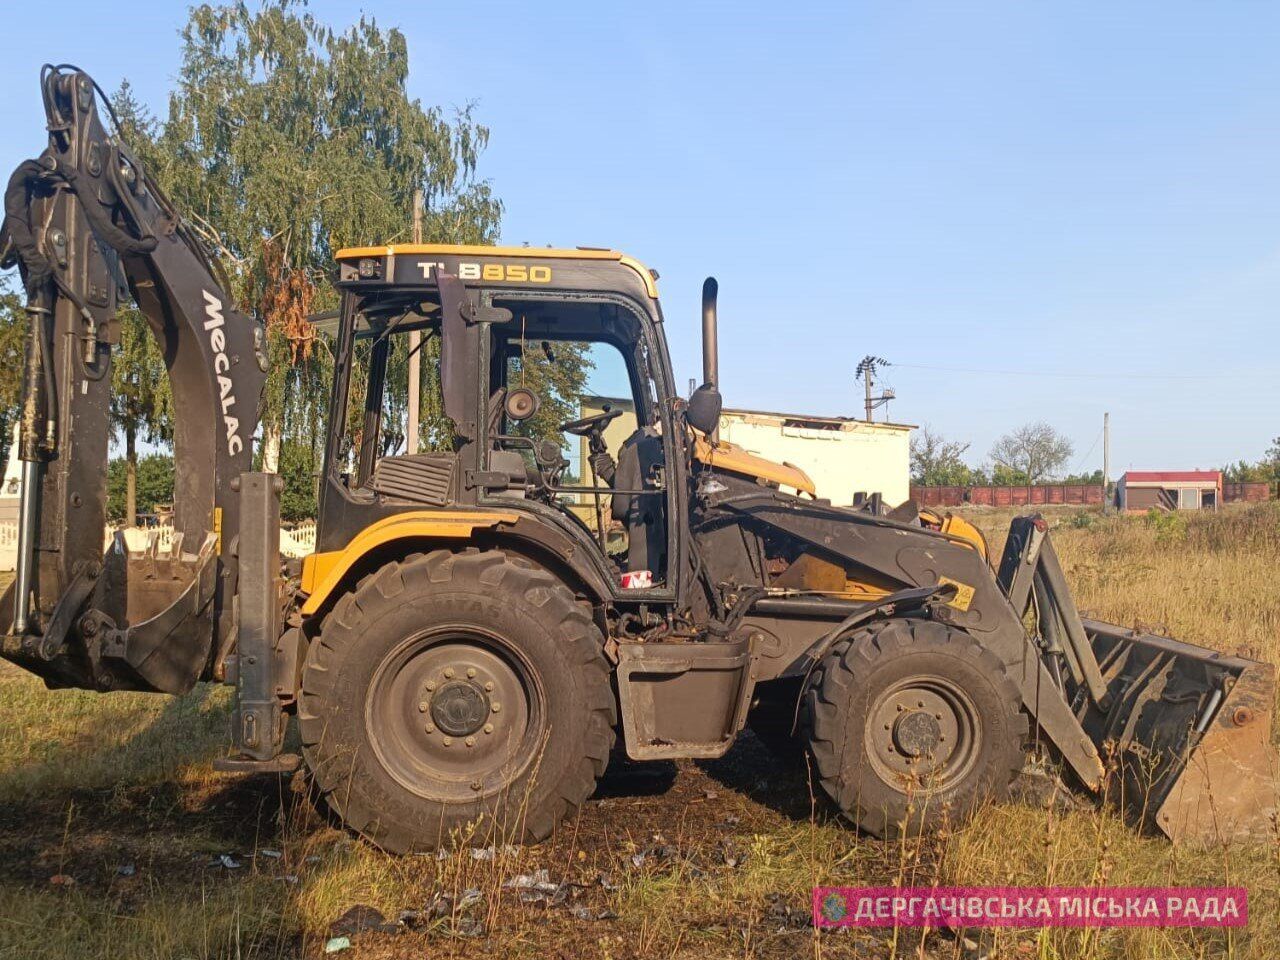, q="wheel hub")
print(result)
[366,632,536,803]
[430,680,490,737]
[893,710,942,757]
[865,676,981,792]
